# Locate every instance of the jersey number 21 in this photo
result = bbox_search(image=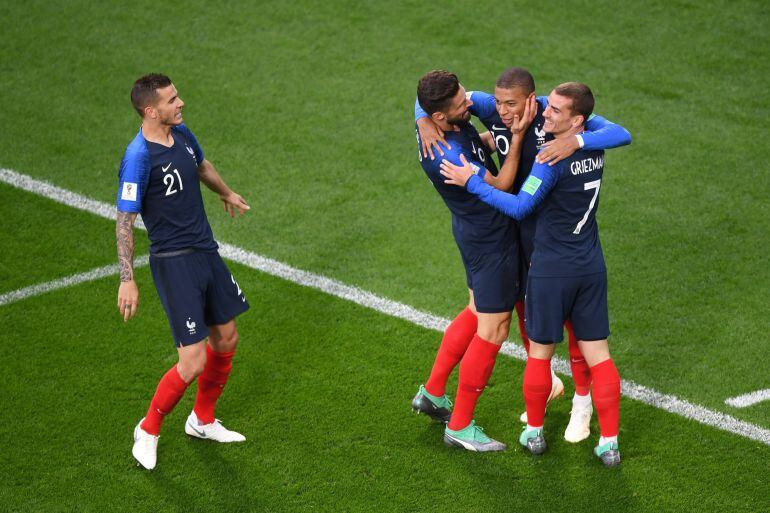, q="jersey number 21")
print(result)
[163,168,184,196]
